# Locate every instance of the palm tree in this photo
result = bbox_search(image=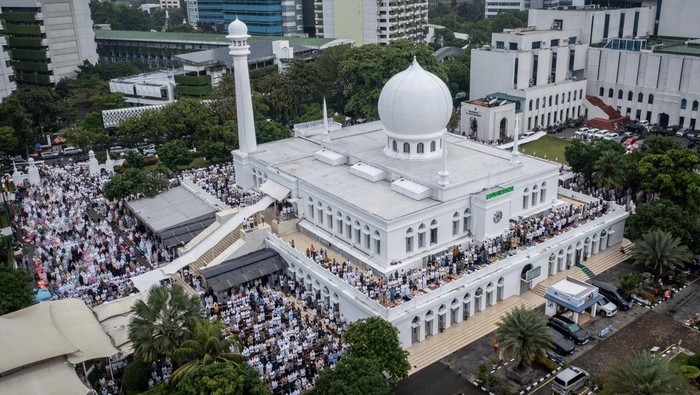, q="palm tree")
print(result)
[592,150,626,189]
[494,306,552,370]
[634,229,692,277]
[603,350,691,394]
[171,318,244,382]
[128,284,201,363]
